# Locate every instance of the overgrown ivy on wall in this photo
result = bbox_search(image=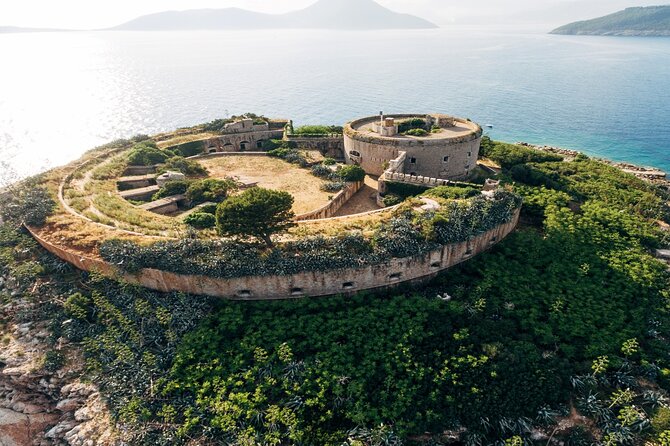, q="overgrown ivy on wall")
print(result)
[99,191,521,279]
